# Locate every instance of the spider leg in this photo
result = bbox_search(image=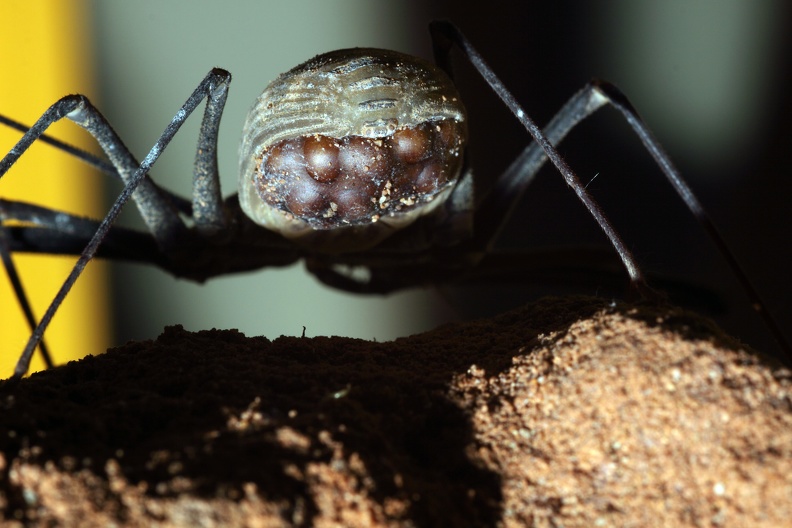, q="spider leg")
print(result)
[190,76,231,237]
[1,199,162,264]
[466,249,725,313]
[486,82,791,361]
[430,21,650,297]
[0,225,54,369]
[430,21,790,361]
[0,68,231,379]
[0,113,120,176]
[0,113,194,214]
